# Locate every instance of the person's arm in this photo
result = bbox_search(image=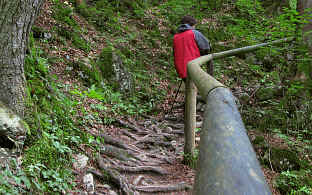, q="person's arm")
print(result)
[193,30,211,56]
[193,30,214,76]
